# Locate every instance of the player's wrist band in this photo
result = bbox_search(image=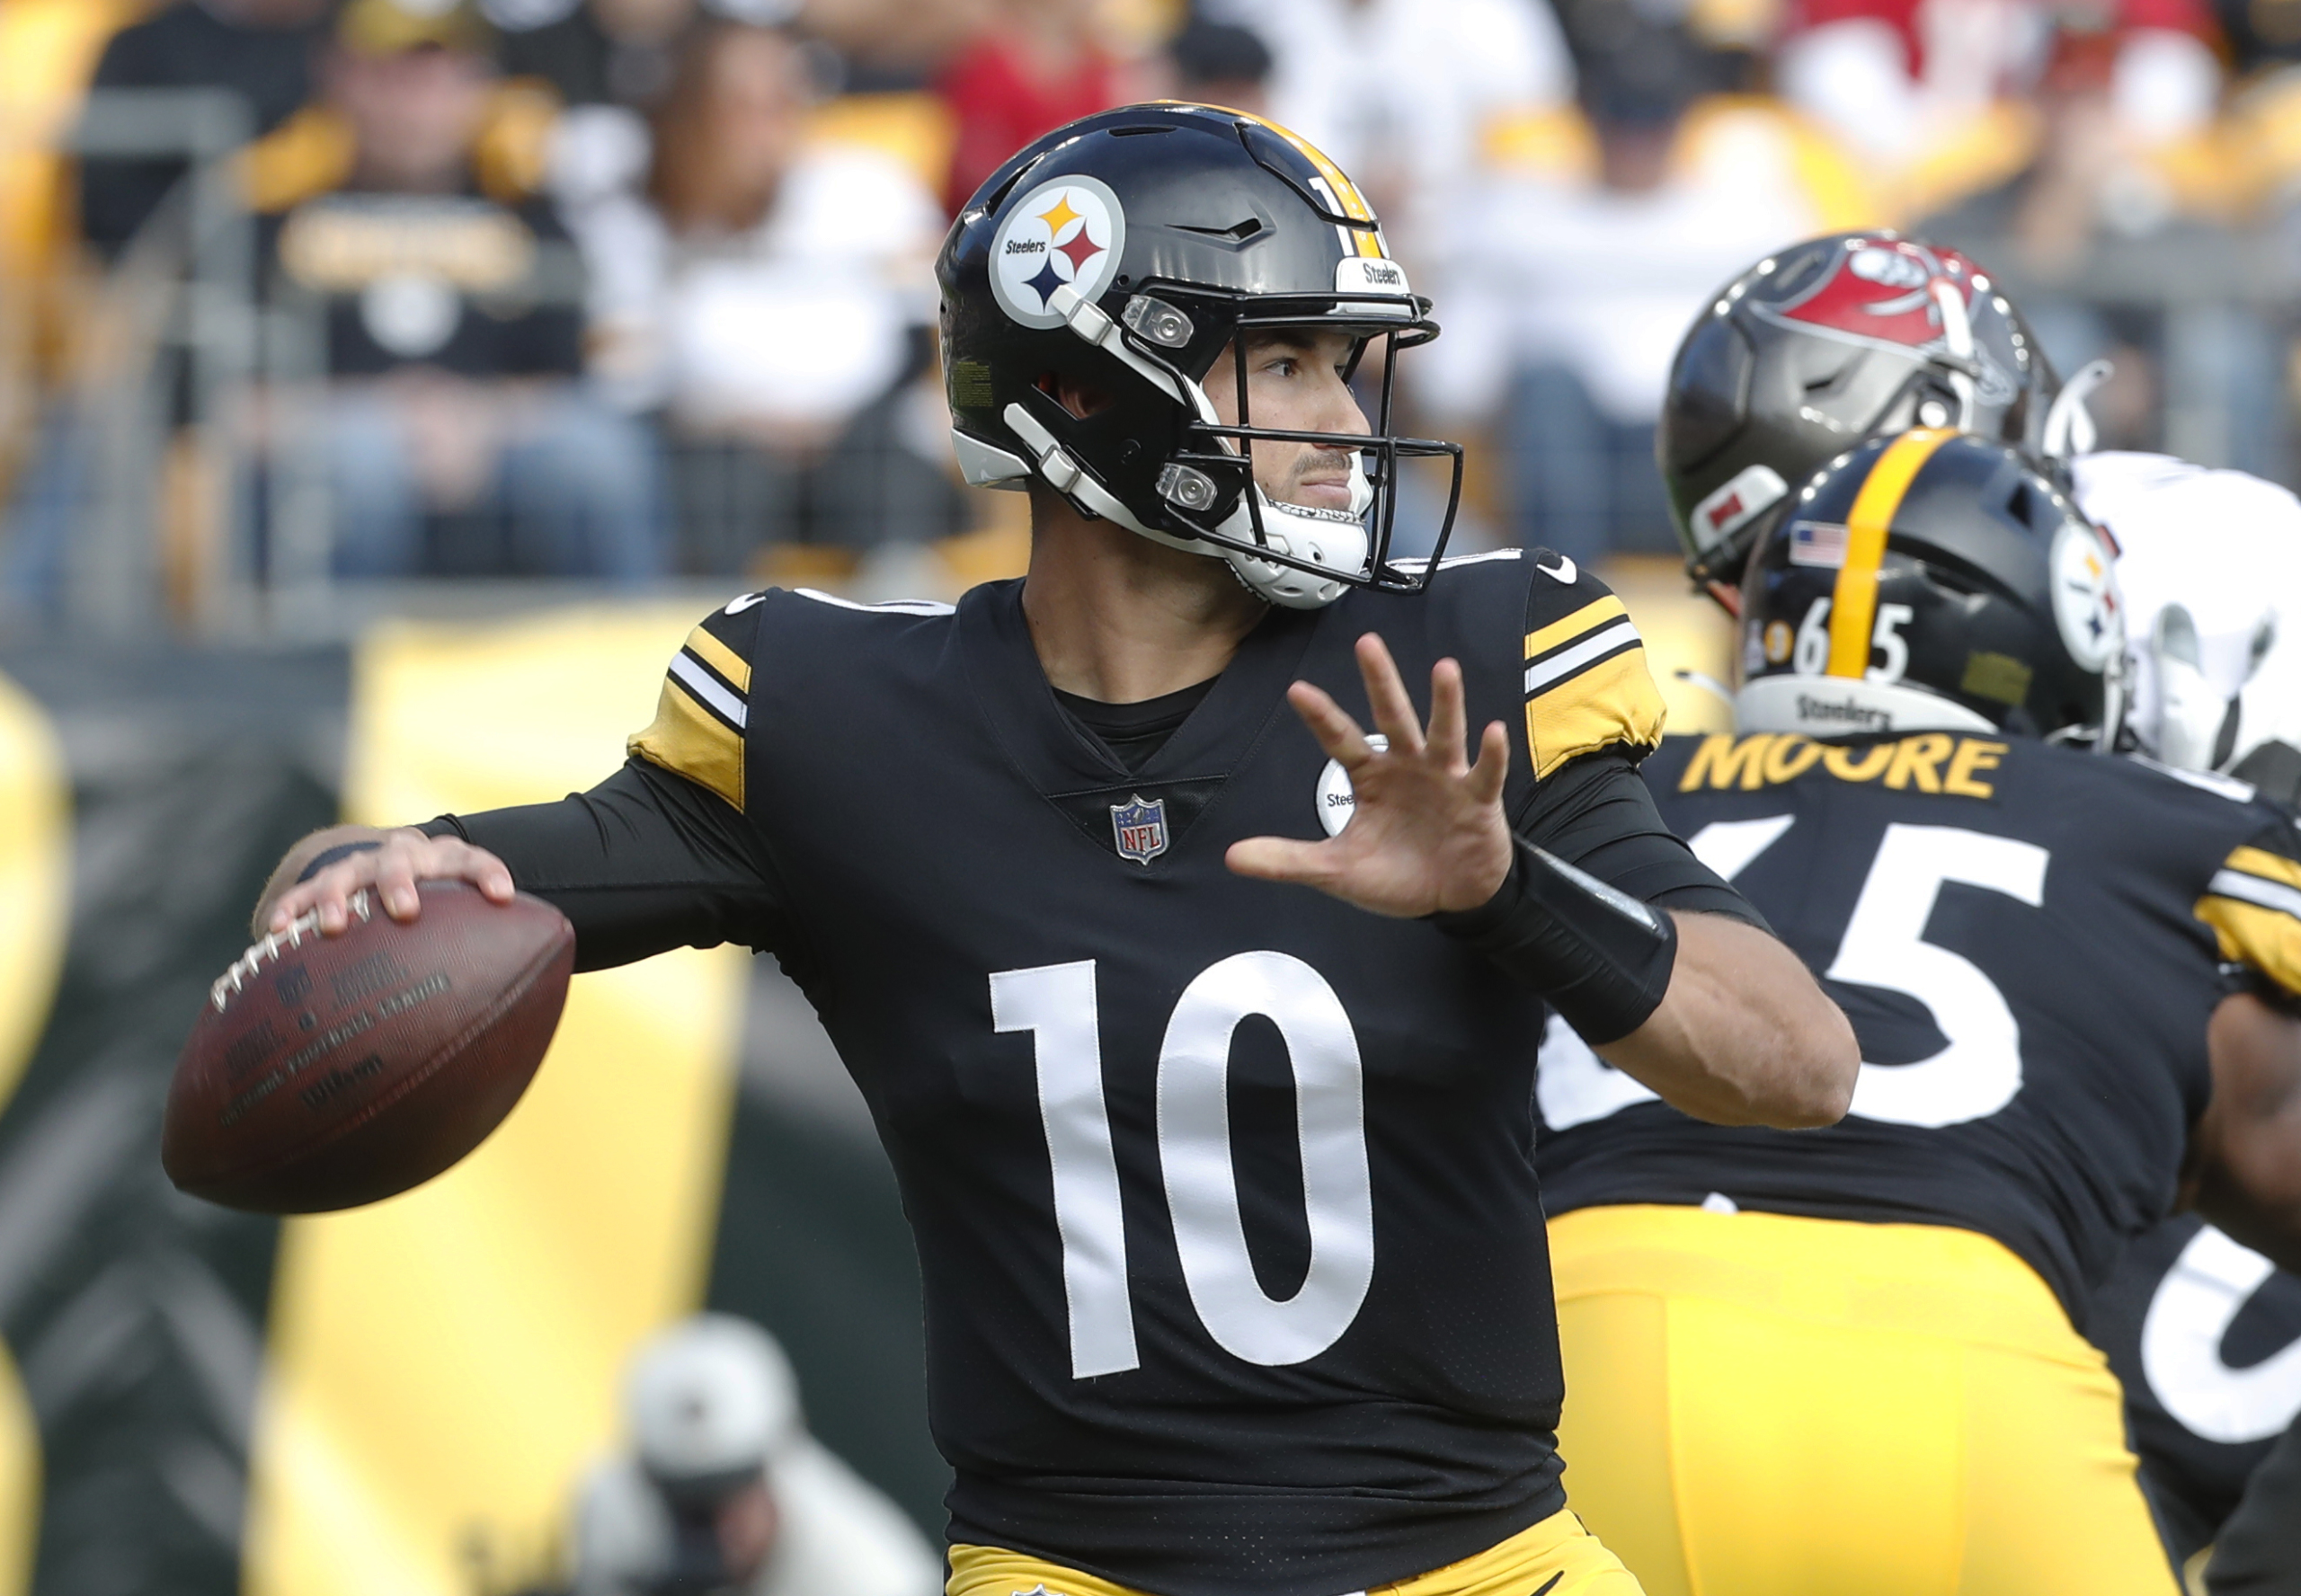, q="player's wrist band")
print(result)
[1431,838,1678,1044]
[296,840,382,882]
